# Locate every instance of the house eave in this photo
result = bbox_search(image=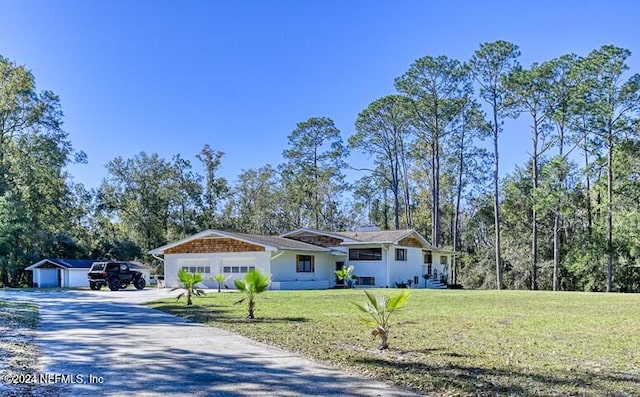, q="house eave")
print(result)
[279,228,357,243]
